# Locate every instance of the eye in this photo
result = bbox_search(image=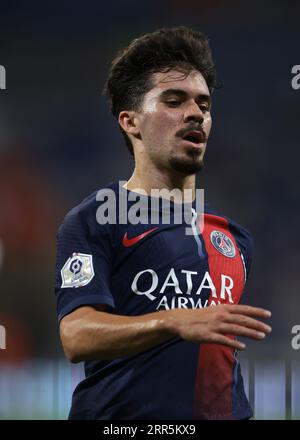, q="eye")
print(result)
[166,100,181,107]
[199,104,209,113]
